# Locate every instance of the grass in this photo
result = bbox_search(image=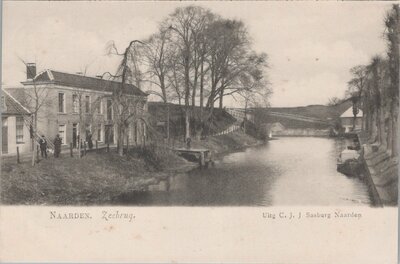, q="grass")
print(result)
[1,130,261,205]
[173,130,261,156]
[0,148,188,205]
